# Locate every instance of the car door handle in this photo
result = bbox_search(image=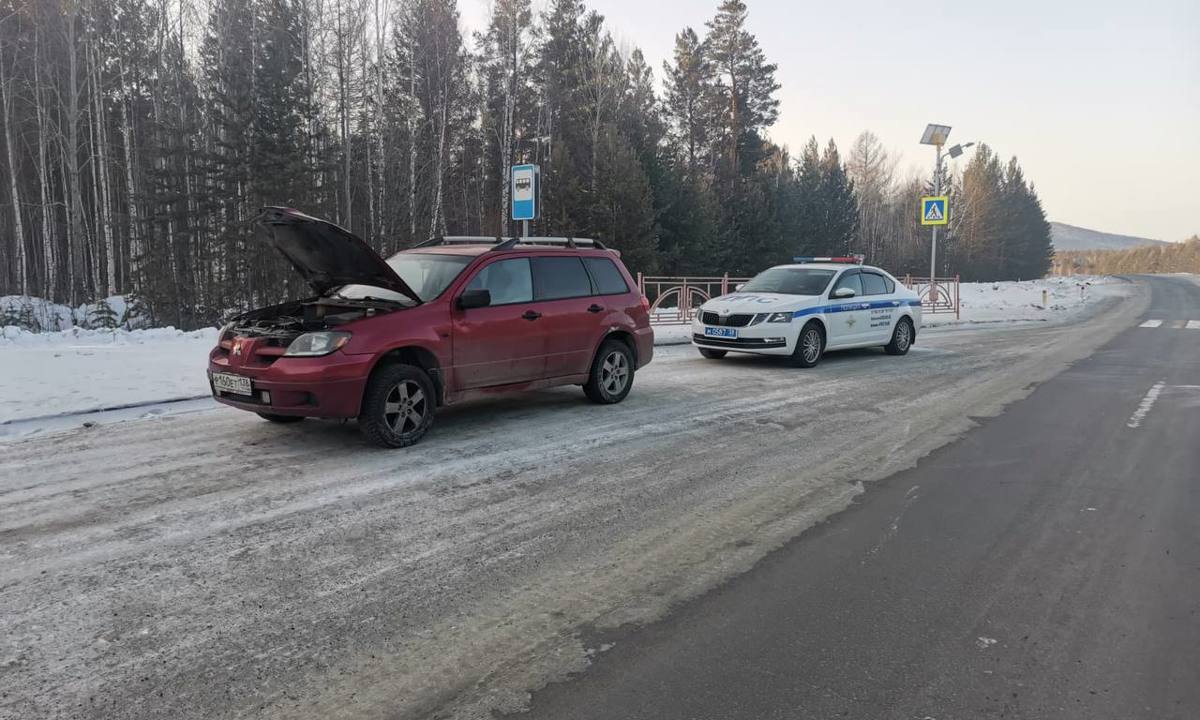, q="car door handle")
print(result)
[587,304,604,313]
[522,310,542,321]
